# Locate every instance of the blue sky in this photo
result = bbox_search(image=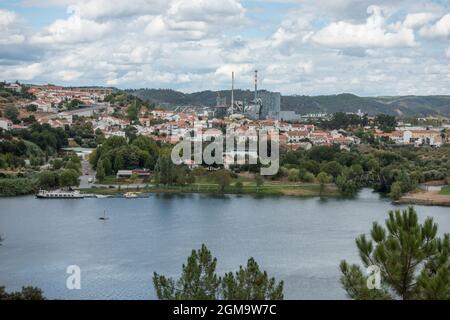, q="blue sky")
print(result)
[1,0,450,96]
